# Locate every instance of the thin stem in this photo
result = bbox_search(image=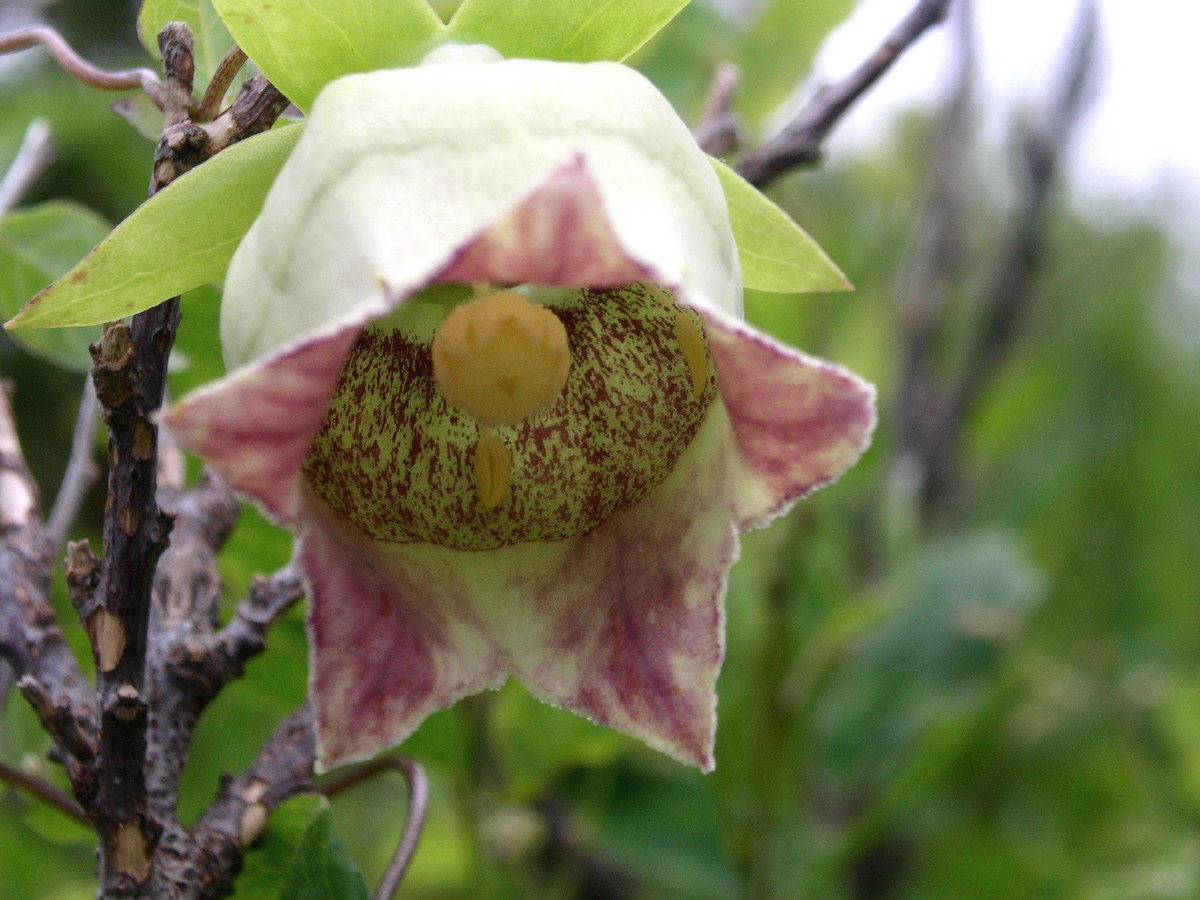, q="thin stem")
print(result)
[0,759,89,824]
[0,118,54,218]
[373,758,429,900]
[46,384,100,549]
[0,26,164,108]
[319,755,430,900]
[193,45,248,121]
